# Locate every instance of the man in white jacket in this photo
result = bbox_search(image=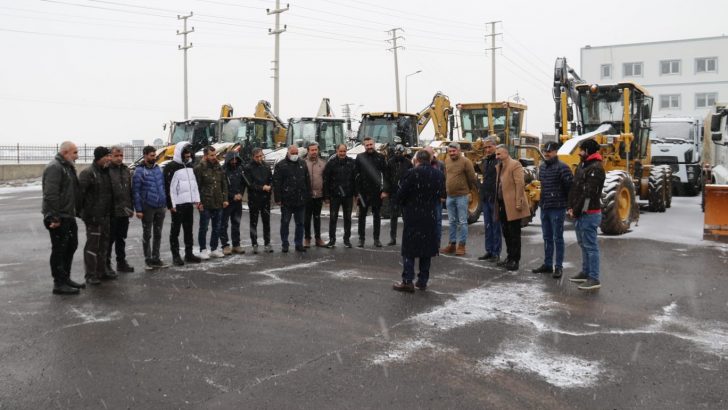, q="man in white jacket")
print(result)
[163,142,202,265]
